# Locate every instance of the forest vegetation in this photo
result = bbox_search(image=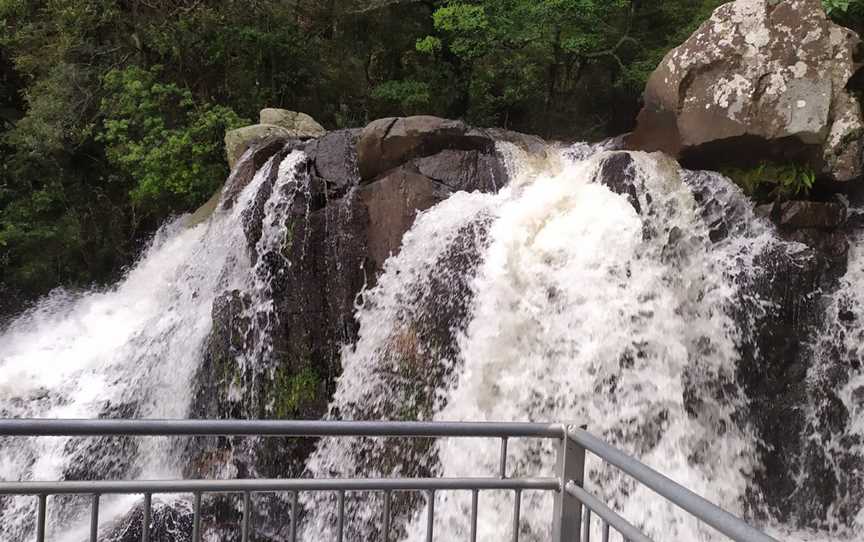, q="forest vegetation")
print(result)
[1,0,863,313]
